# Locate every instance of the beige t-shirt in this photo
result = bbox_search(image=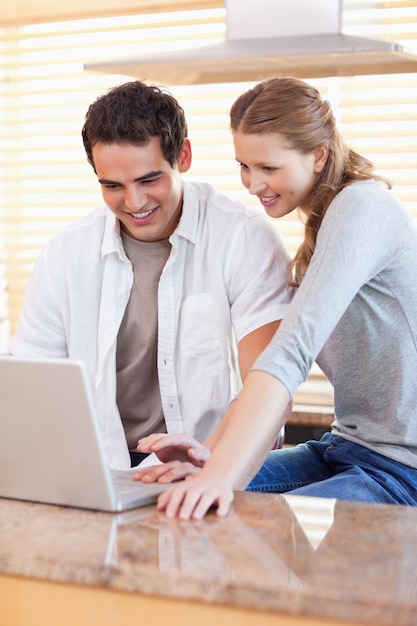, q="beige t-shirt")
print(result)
[116,231,171,449]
